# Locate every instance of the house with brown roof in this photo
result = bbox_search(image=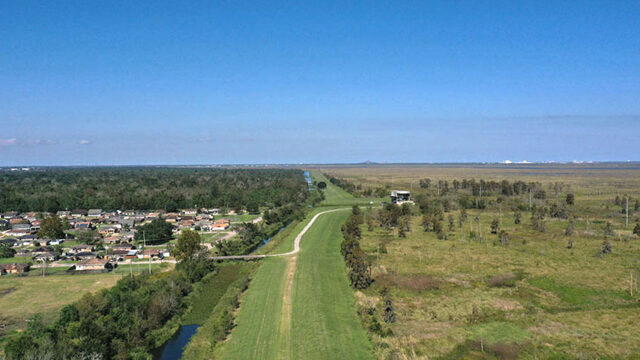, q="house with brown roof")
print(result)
[212,219,230,231]
[75,258,111,271]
